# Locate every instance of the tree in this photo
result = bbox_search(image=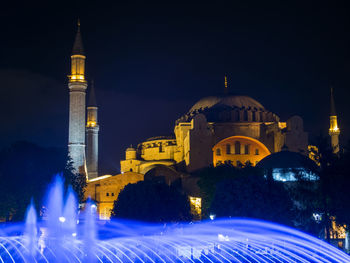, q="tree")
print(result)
[111,180,192,222]
[63,157,87,204]
[210,171,294,226]
[196,163,259,218]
